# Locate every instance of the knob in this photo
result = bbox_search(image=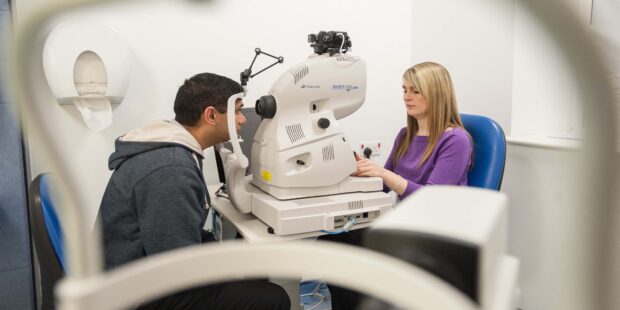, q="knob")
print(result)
[317,118,330,129]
